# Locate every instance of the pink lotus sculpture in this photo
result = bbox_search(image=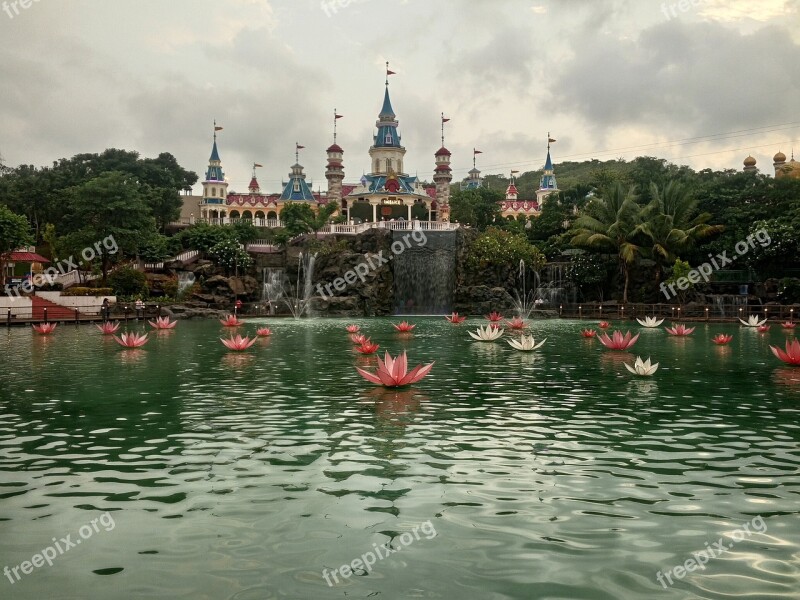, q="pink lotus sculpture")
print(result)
[355,351,434,388]
[220,315,243,327]
[758,325,771,333]
[598,321,611,329]
[32,323,57,335]
[356,340,380,355]
[771,339,800,366]
[346,324,360,333]
[96,321,121,335]
[445,313,467,324]
[113,332,149,348]
[712,333,733,345]
[484,312,504,322]
[781,321,796,330]
[598,330,640,350]
[350,333,367,345]
[149,316,177,330]
[505,317,527,330]
[665,324,695,336]
[220,334,257,351]
[256,327,272,337]
[393,321,416,332]
[581,329,597,338]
